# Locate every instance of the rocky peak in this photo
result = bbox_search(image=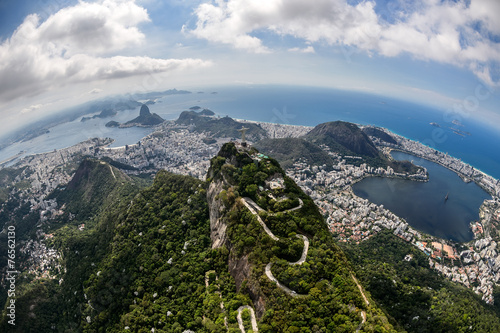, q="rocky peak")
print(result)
[139,104,151,116]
